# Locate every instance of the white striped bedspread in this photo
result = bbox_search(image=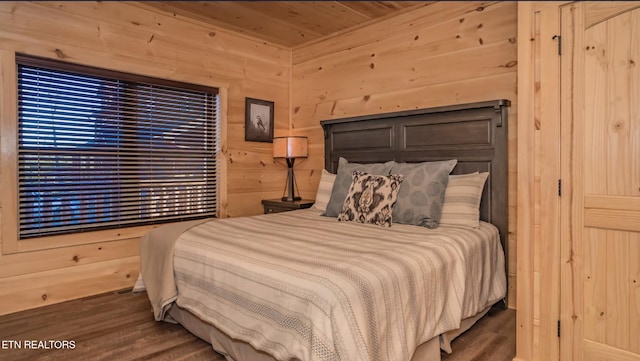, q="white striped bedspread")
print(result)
[172,209,506,361]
